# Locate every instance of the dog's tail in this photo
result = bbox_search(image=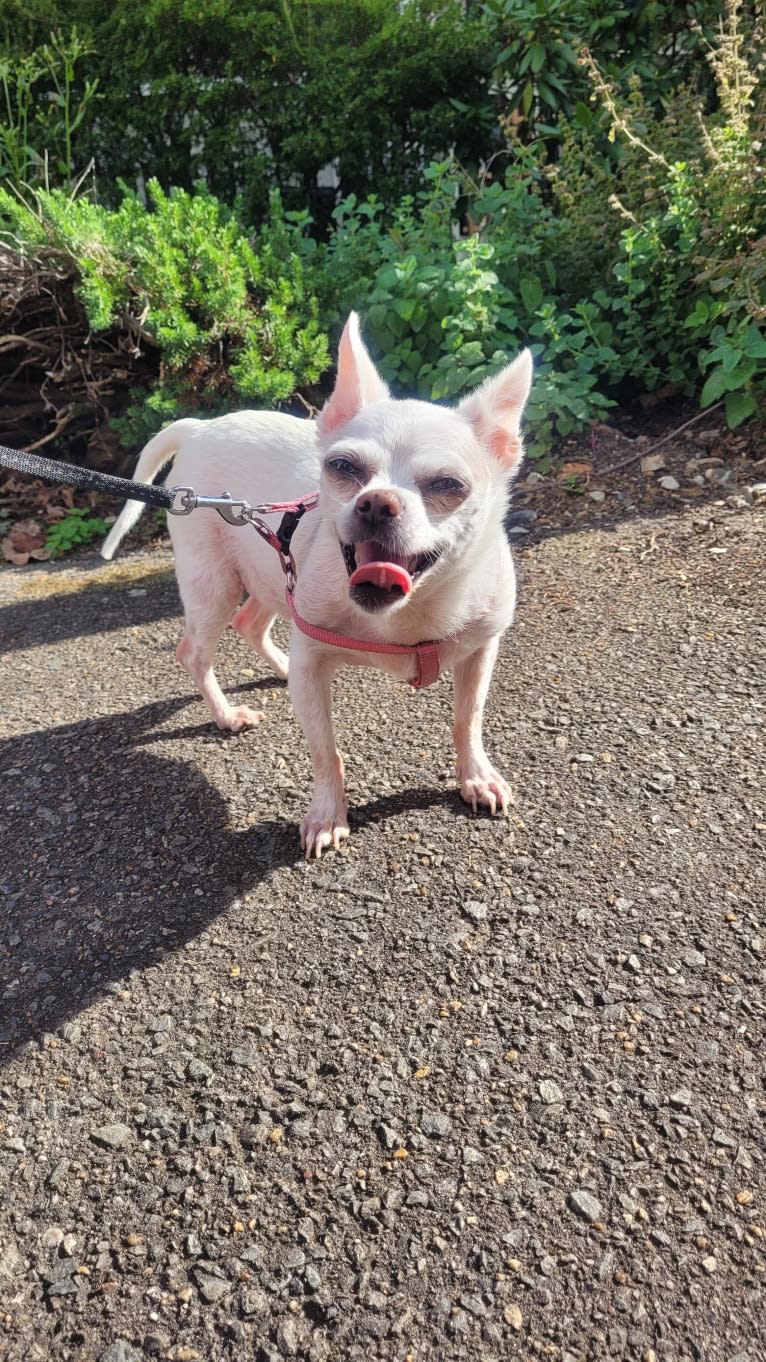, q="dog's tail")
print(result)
[100,419,200,561]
